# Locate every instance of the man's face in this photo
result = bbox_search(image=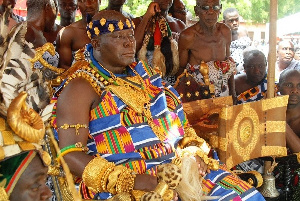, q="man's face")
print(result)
[96,29,136,71]
[195,0,221,28]
[279,73,300,106]
[58,0,77,19]
[154,0,173,11]
[224,11,239,32]
[277,41,295,64]
[9,155,52,201]
[78,0,99,16]
[244,54,267,84]
[172,0,187,23]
